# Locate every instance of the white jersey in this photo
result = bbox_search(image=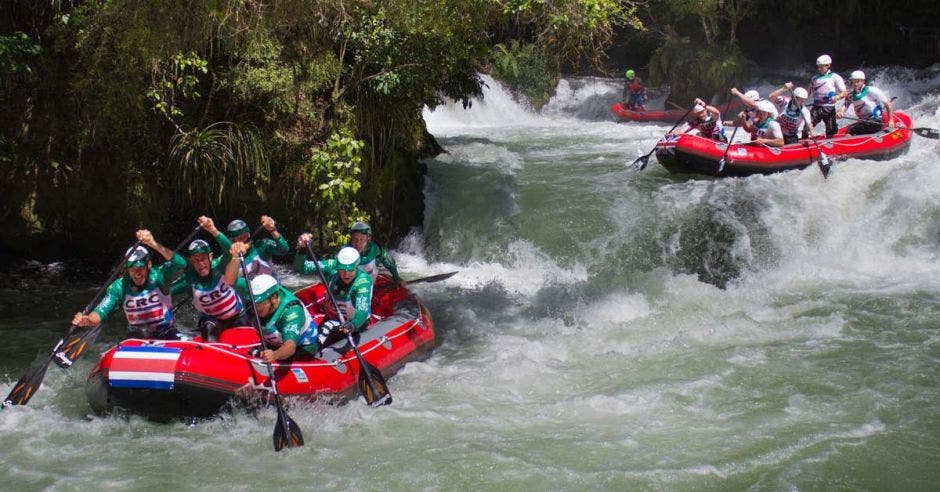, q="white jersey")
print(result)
[844,85,889,120]
[750,118,783,141]
[775,99,812,137]
[810,71,847,107]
